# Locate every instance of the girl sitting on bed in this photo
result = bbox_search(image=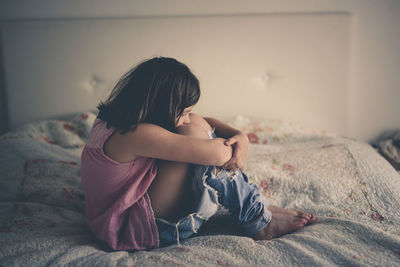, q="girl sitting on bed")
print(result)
[80,56,316,251]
